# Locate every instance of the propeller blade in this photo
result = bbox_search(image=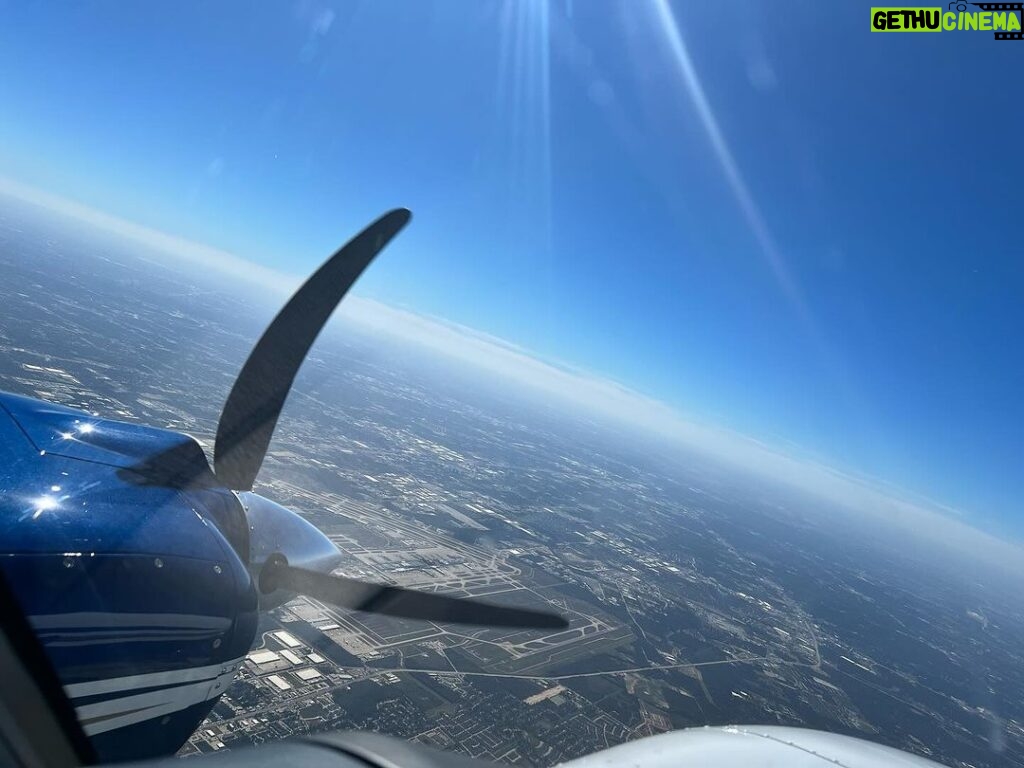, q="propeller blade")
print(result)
[214,209,412,490]
[261,557,568,630]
